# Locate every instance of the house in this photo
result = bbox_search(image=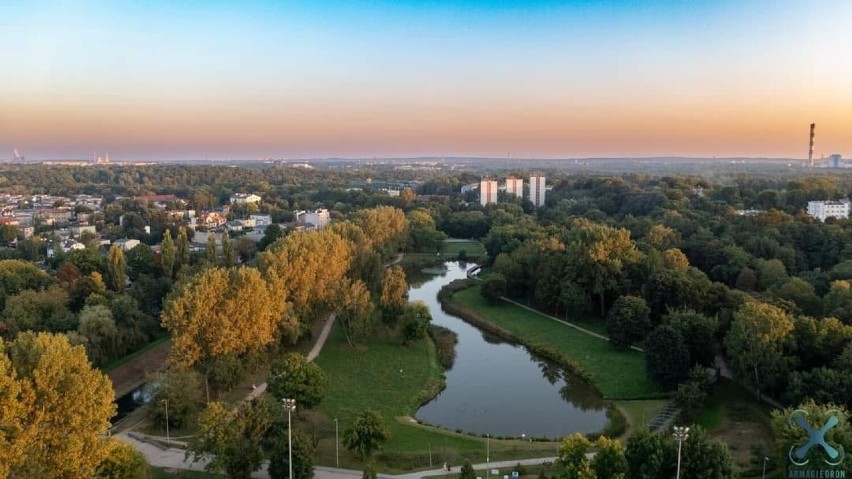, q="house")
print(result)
[0,217,20,227]
[295,209,331,230]
[201,212,227,229]
[249,214,272,227]
[36,208,73,225]
[807,200,851,222]
[225,221,244,232]
[62,239,86,252]
[230,193,262,205]
[114,238,141,251]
